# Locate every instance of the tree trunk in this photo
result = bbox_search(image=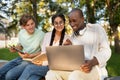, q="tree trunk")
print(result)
[86,0,96,23]
[30,0,38,27]
[106,0,120,53]
[114,31,120,53]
